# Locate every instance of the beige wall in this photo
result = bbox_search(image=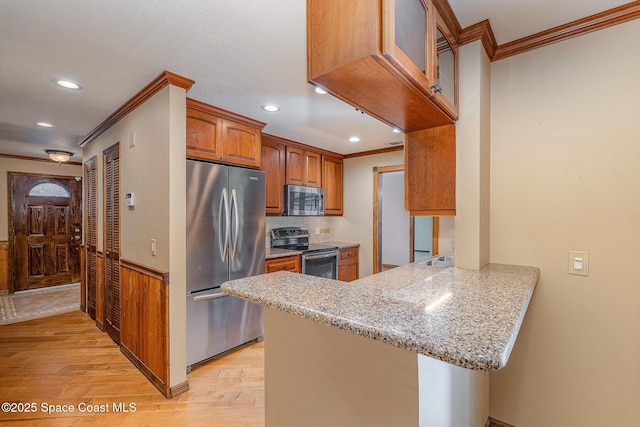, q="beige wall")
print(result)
[0,155,82,241]
[336,151,405,278]
[489,20,640,426]
[82,85,188,387]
